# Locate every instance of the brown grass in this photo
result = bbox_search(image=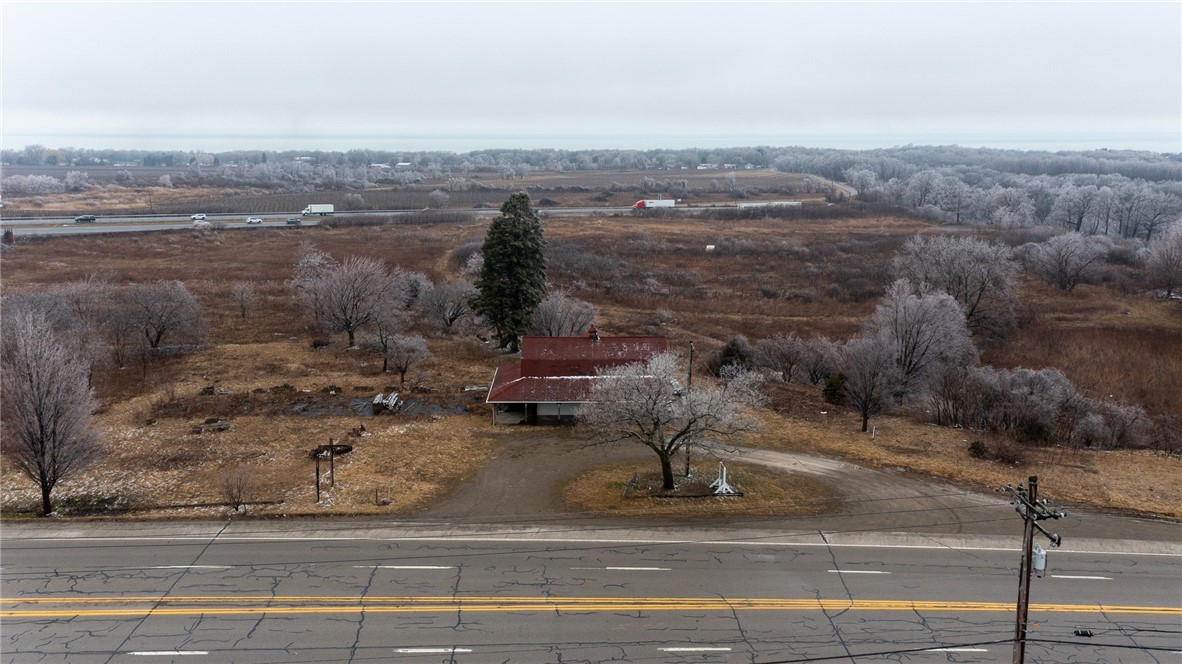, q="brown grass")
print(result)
[2,198,1181,520]
[559,460,841,519]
